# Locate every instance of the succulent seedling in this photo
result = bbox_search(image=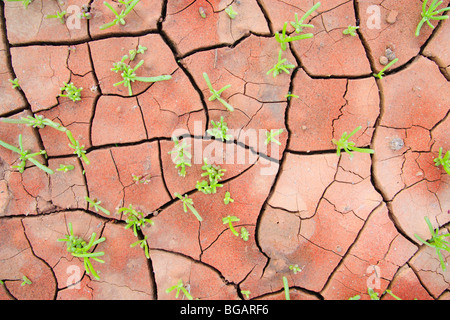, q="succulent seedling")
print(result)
[100,0,141,30]
[57,222,106,280]
[207,116,232,142]
[59,82,83,102]
[414,216,450,271]
[241,290,251,299]
[1,114,66,132]
[196,158,226,194]
[289,264,303,274]
[0,134,54,175]
[130,236,150,259]
[5,0,32,8]
[222,215,240,237]
[223,191,234,205]
[85,196,111,216]
[168,137,192,177]
[166,279,194,300]
[240,227,249,241]
[267,49,295,77]
[174,192,203,222]
[290,2,321,33]
[57,164,75,172]
[66,130,90,165]
[225,5,238,19]
[332,126,374,158]
[9,78,20,89]
[203,72,234,112]
[112,53,171,96]
[415,0,450,36]
[373,58,398,79]
[46,10,67,24]
[21,275,32,286]
[434,147,450,175]
[132,173,152,184]
[343,25,359,36]
[265,129,283,145]
[118,204,154,236]
[128,44,147,61]
[275,21,314,51]
[283,276,290,300]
